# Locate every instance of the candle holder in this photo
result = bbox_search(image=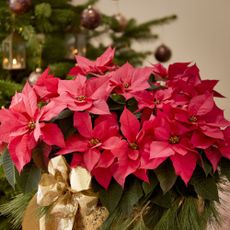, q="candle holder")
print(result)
[2,32,26,70]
